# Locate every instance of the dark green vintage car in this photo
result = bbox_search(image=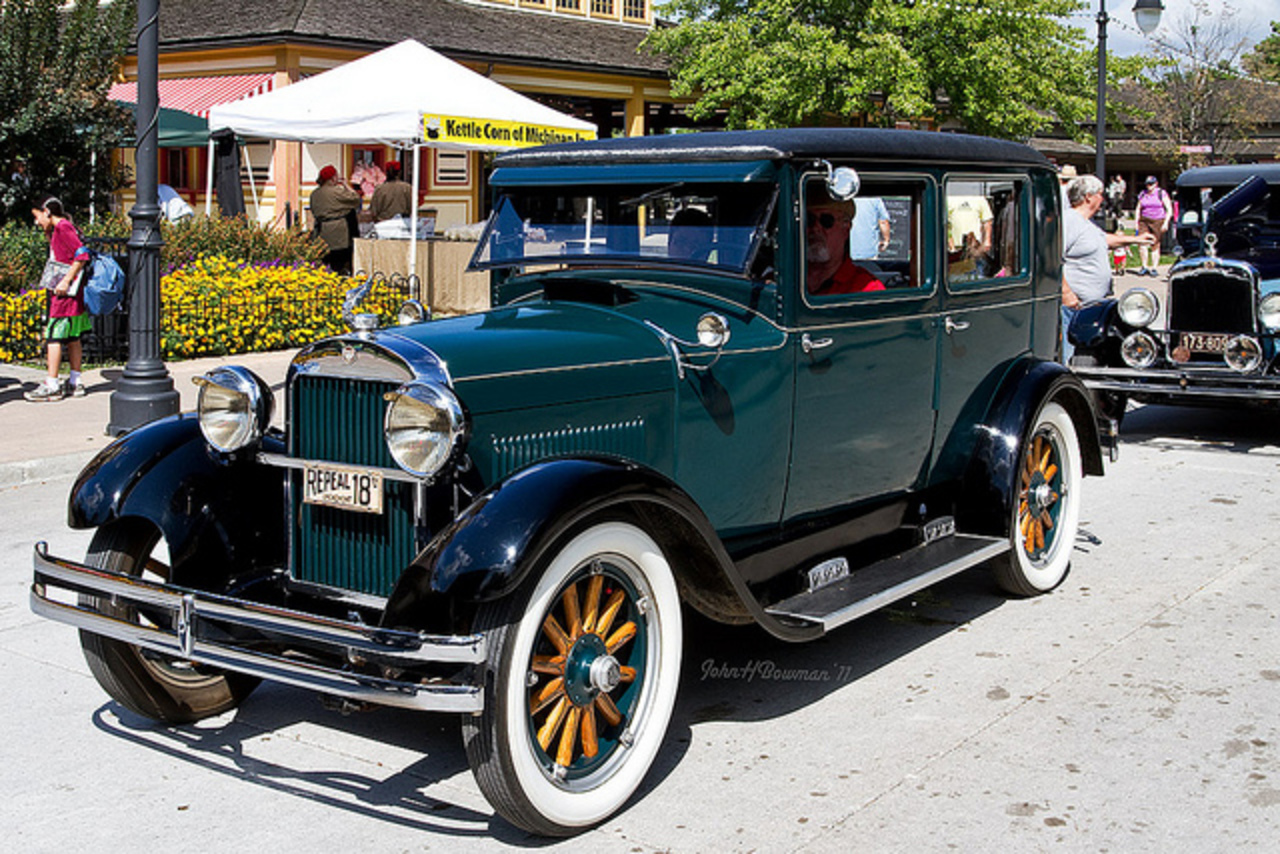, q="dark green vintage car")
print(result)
[32,129,1103,835]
